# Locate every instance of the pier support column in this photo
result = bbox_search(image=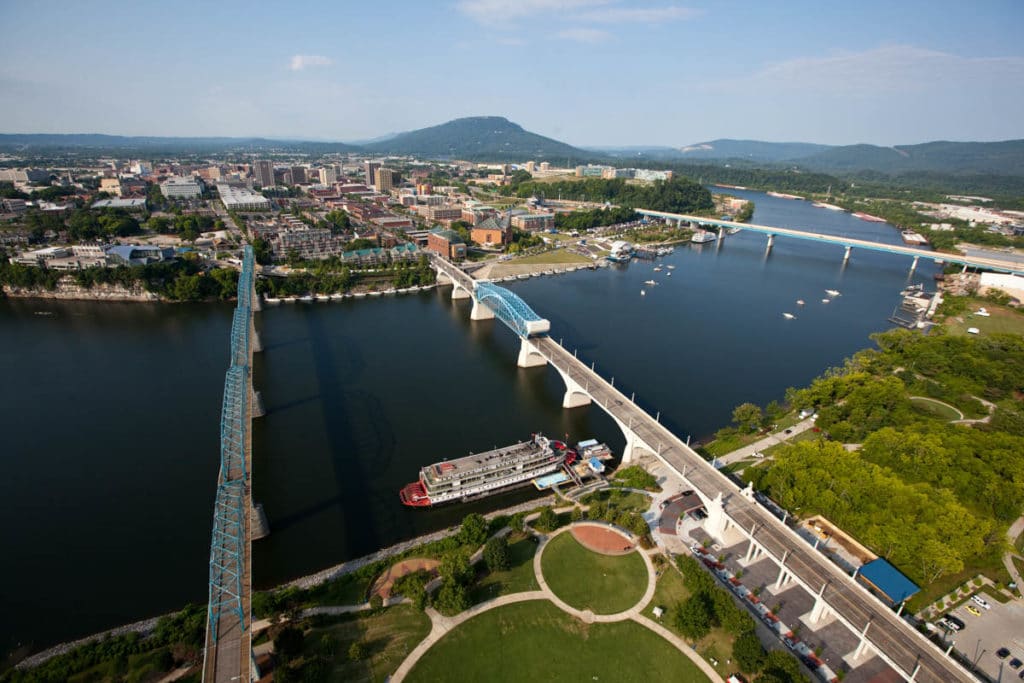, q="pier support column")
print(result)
[470,297,495,320]
[252,289,262,312]
[718,227,725,240]
[909,255,920,274]
[436,271,452,286]
[517,337,547,368]
[551,365,592,409]
[451,283,471,300]
[251,389,266,418]
[766,234,775,251]
[251,501,270,539]
[843,245,852,264]
[961,264,968,273]
[252,331,263,353]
